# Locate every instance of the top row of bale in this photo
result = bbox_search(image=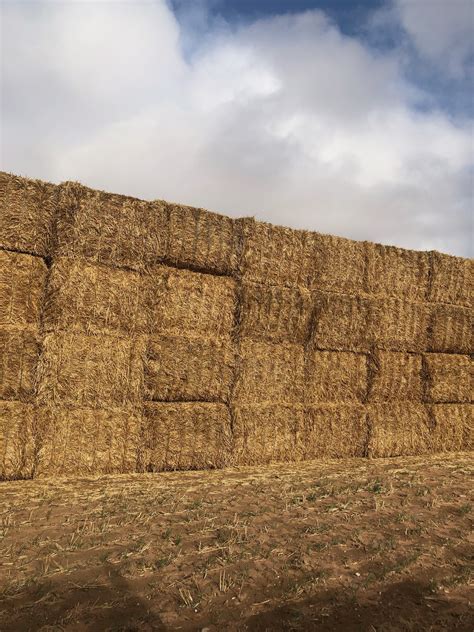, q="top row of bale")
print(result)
[0,172,472,307]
